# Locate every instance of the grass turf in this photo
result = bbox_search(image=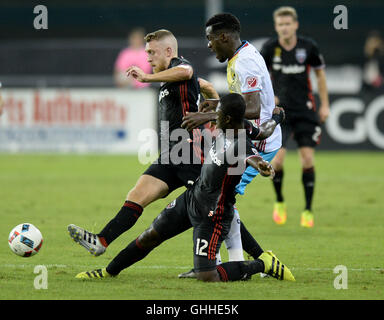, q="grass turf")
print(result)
[0,152,383,300]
